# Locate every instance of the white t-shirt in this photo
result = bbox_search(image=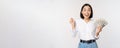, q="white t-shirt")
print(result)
[72,19,98,40]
